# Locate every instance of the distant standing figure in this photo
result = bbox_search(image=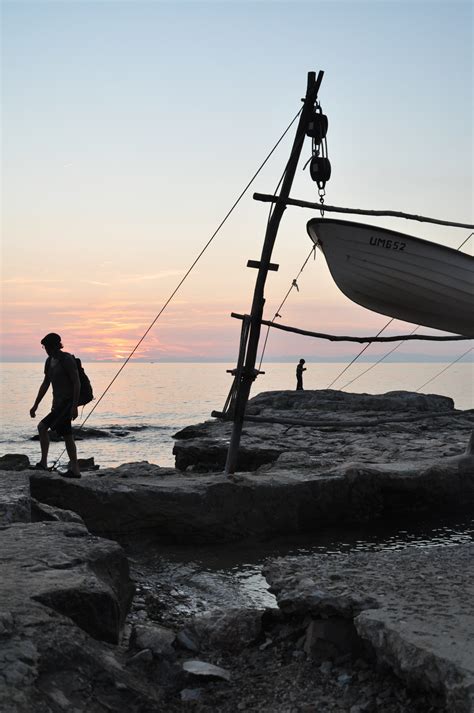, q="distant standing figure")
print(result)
[296,359,306,390]
[30,333,82,478]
